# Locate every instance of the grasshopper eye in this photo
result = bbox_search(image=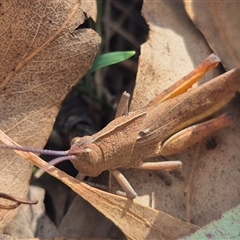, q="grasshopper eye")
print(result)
[71,136,93,146]
[71,137,80,145]
[82,148,98,165]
